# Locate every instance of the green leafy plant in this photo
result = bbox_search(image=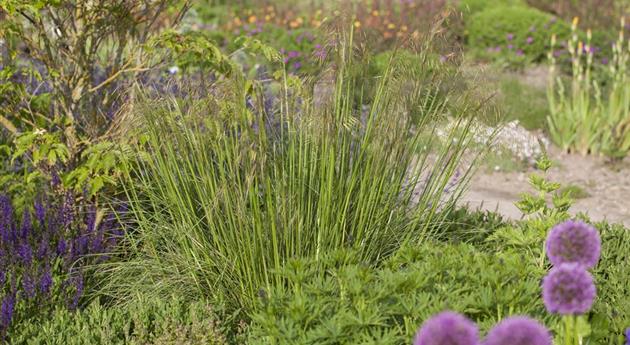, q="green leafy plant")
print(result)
[248,242,552,344]
[8,296,240,344]
[466,5,571,68]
